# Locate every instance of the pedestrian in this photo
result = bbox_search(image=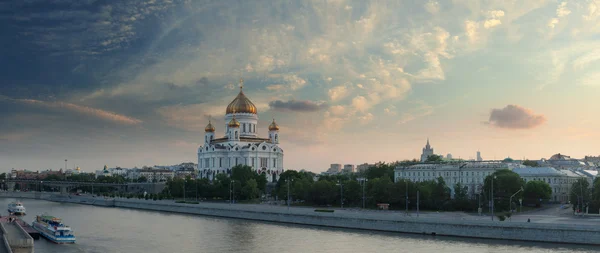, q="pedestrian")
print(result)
[527,218,530,223]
